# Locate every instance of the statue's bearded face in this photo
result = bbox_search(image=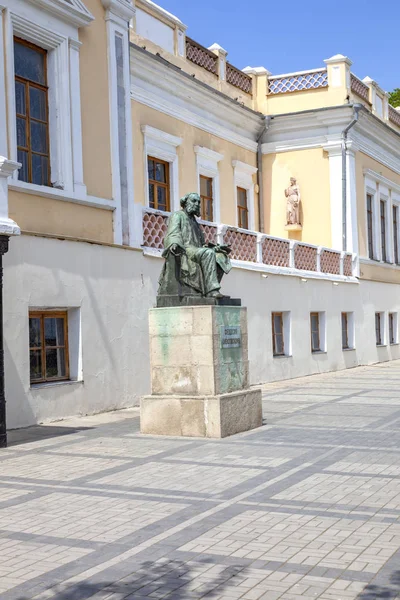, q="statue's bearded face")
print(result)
[185,194,201,217]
